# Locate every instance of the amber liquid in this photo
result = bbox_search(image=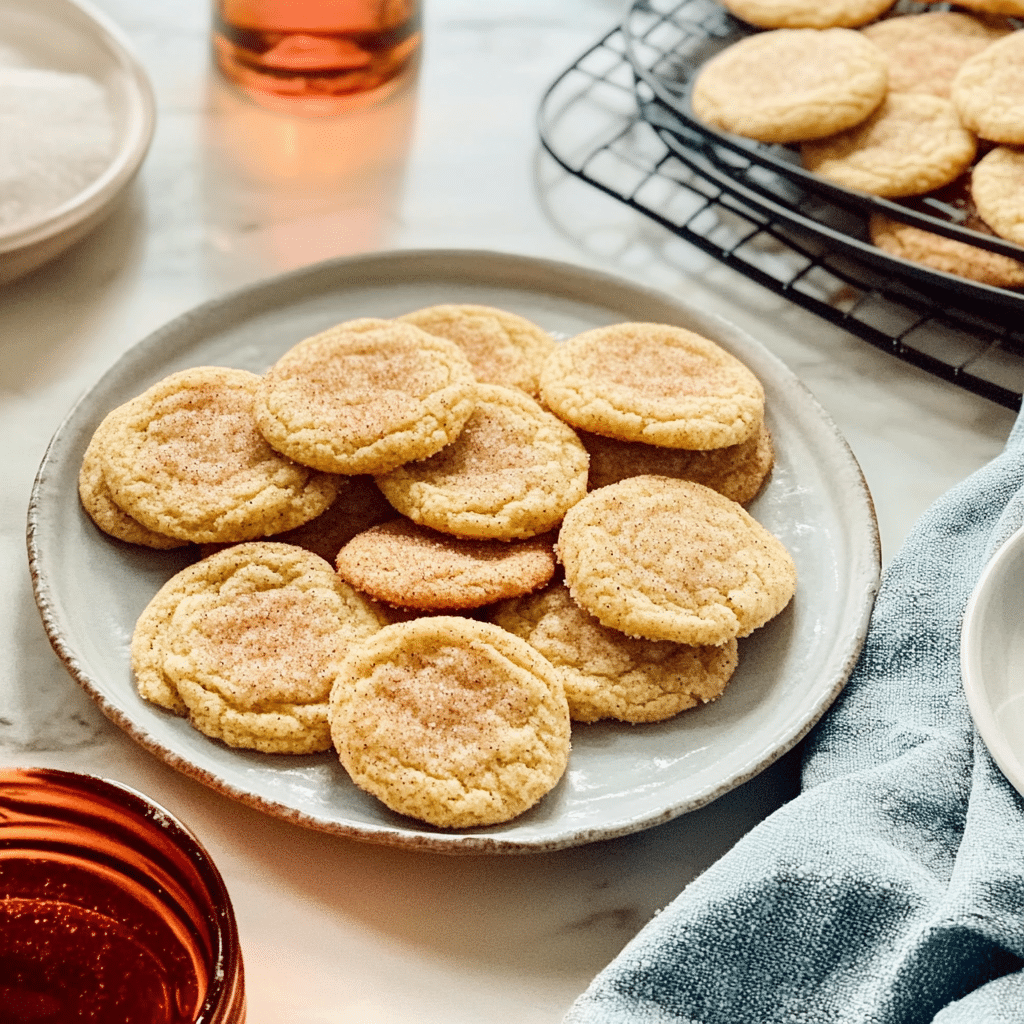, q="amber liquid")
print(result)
[0,769,246,1024]
[0,859,205,1024]
[213,0,421,112]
